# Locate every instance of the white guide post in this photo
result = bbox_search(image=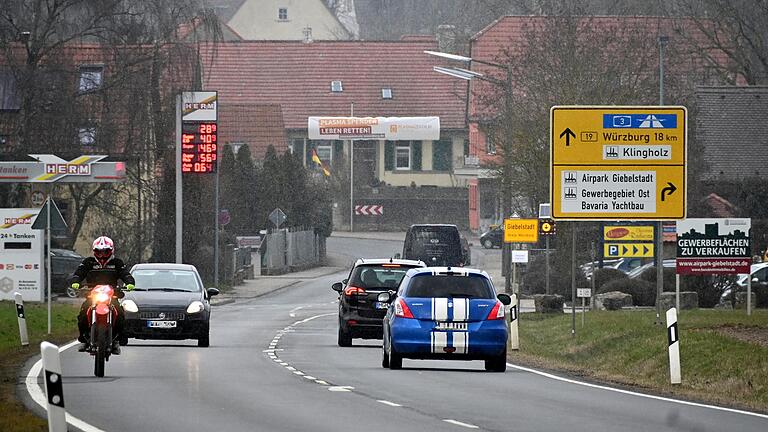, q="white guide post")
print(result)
[508,294,519,351]
[666,308,681,385]
[15,292,29,346]
[40,342,67,432]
